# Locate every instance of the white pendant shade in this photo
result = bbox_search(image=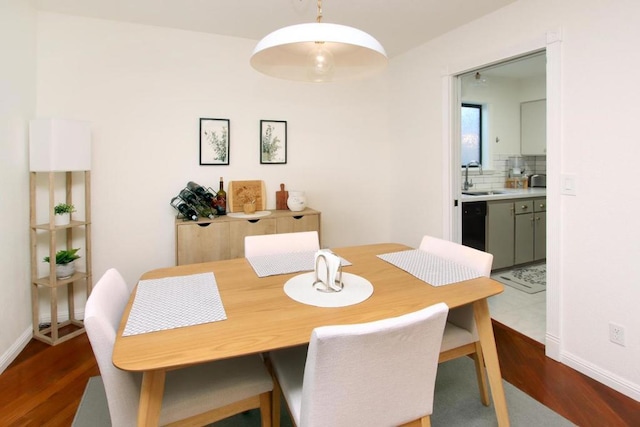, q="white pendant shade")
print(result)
[251,23,388,82]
